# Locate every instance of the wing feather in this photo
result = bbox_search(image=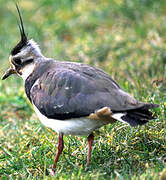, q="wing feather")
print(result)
[29,62,144,120]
